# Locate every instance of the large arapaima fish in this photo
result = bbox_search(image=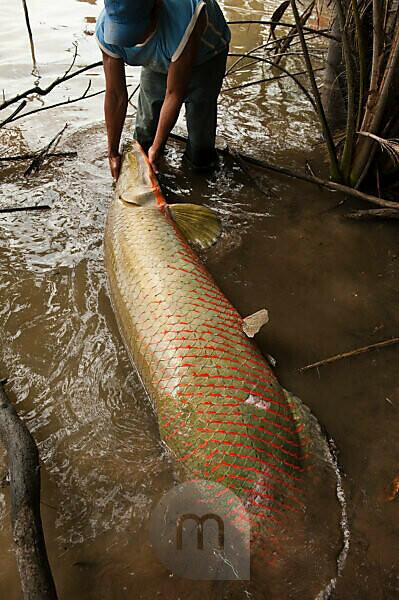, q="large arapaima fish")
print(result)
[104,142,348,598]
